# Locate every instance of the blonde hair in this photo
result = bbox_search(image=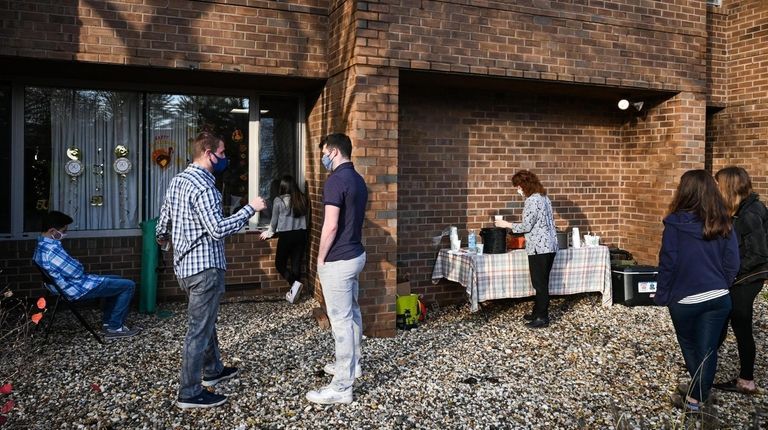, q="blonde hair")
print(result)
[715,166,752,216]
